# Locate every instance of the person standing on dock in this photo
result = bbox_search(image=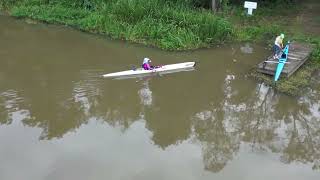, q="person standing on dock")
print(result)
[273,33,285,59]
